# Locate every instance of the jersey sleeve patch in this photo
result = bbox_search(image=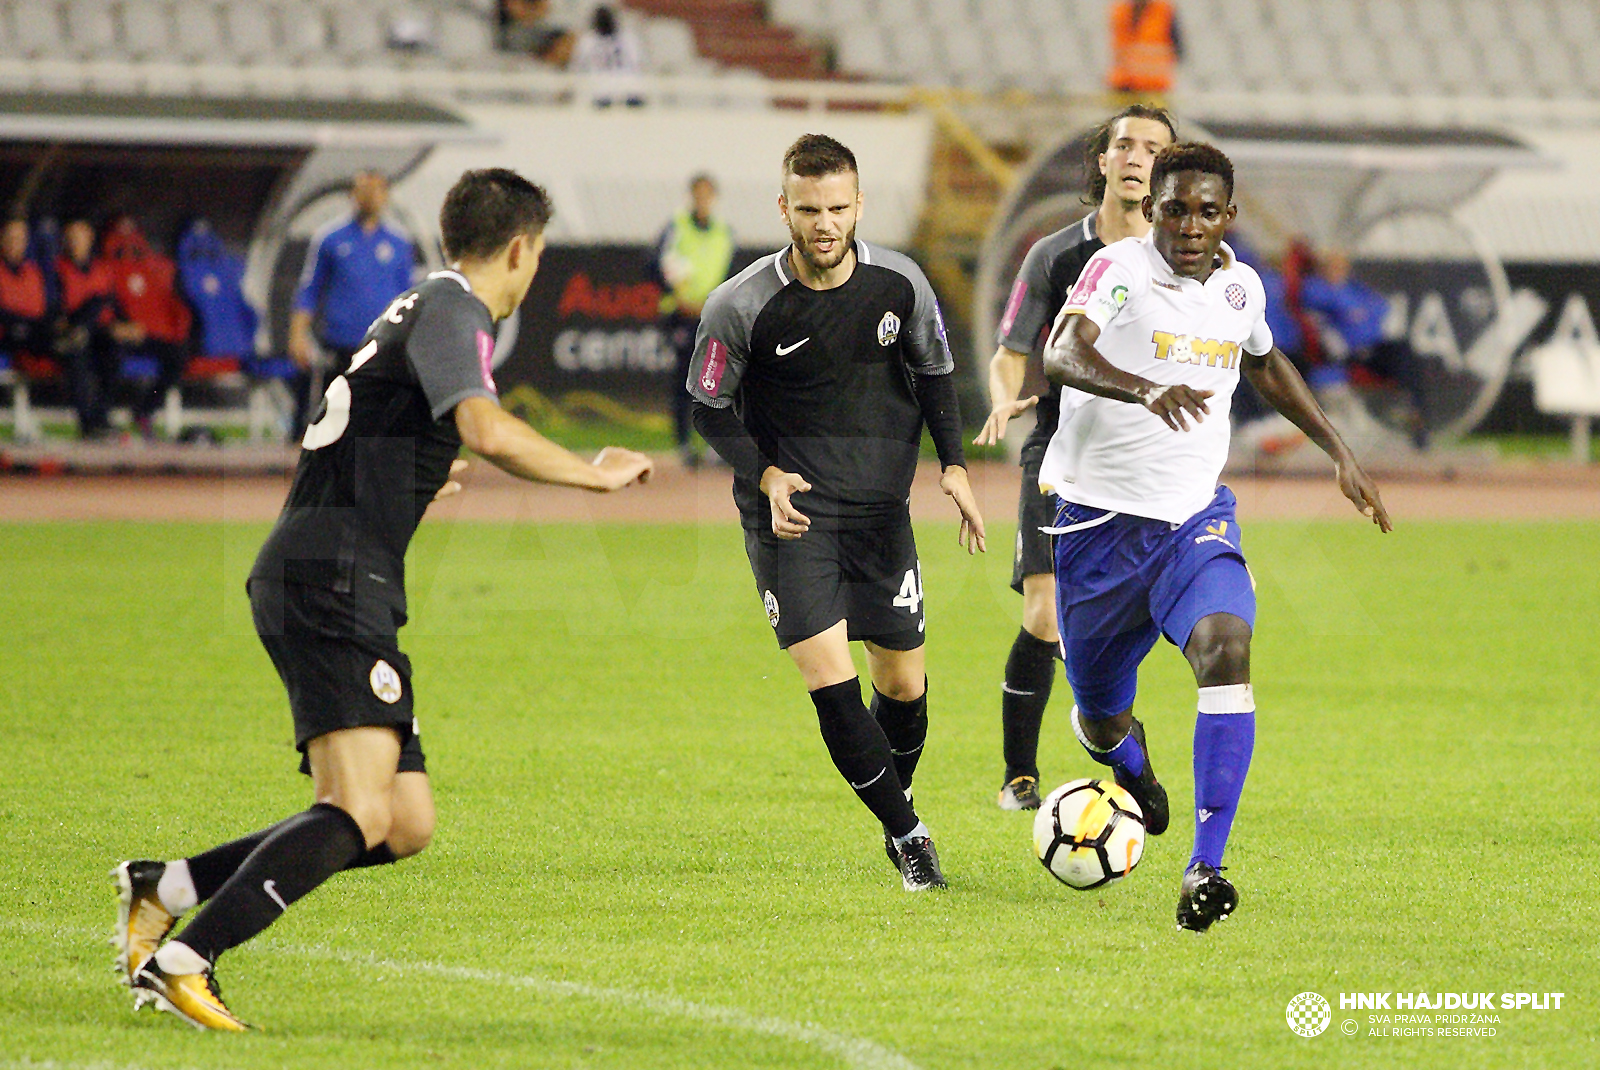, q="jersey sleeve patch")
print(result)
[999,278,1028,338]
[700,337,729,397]
[1065,255,1115,309]
[476,329,497,392]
